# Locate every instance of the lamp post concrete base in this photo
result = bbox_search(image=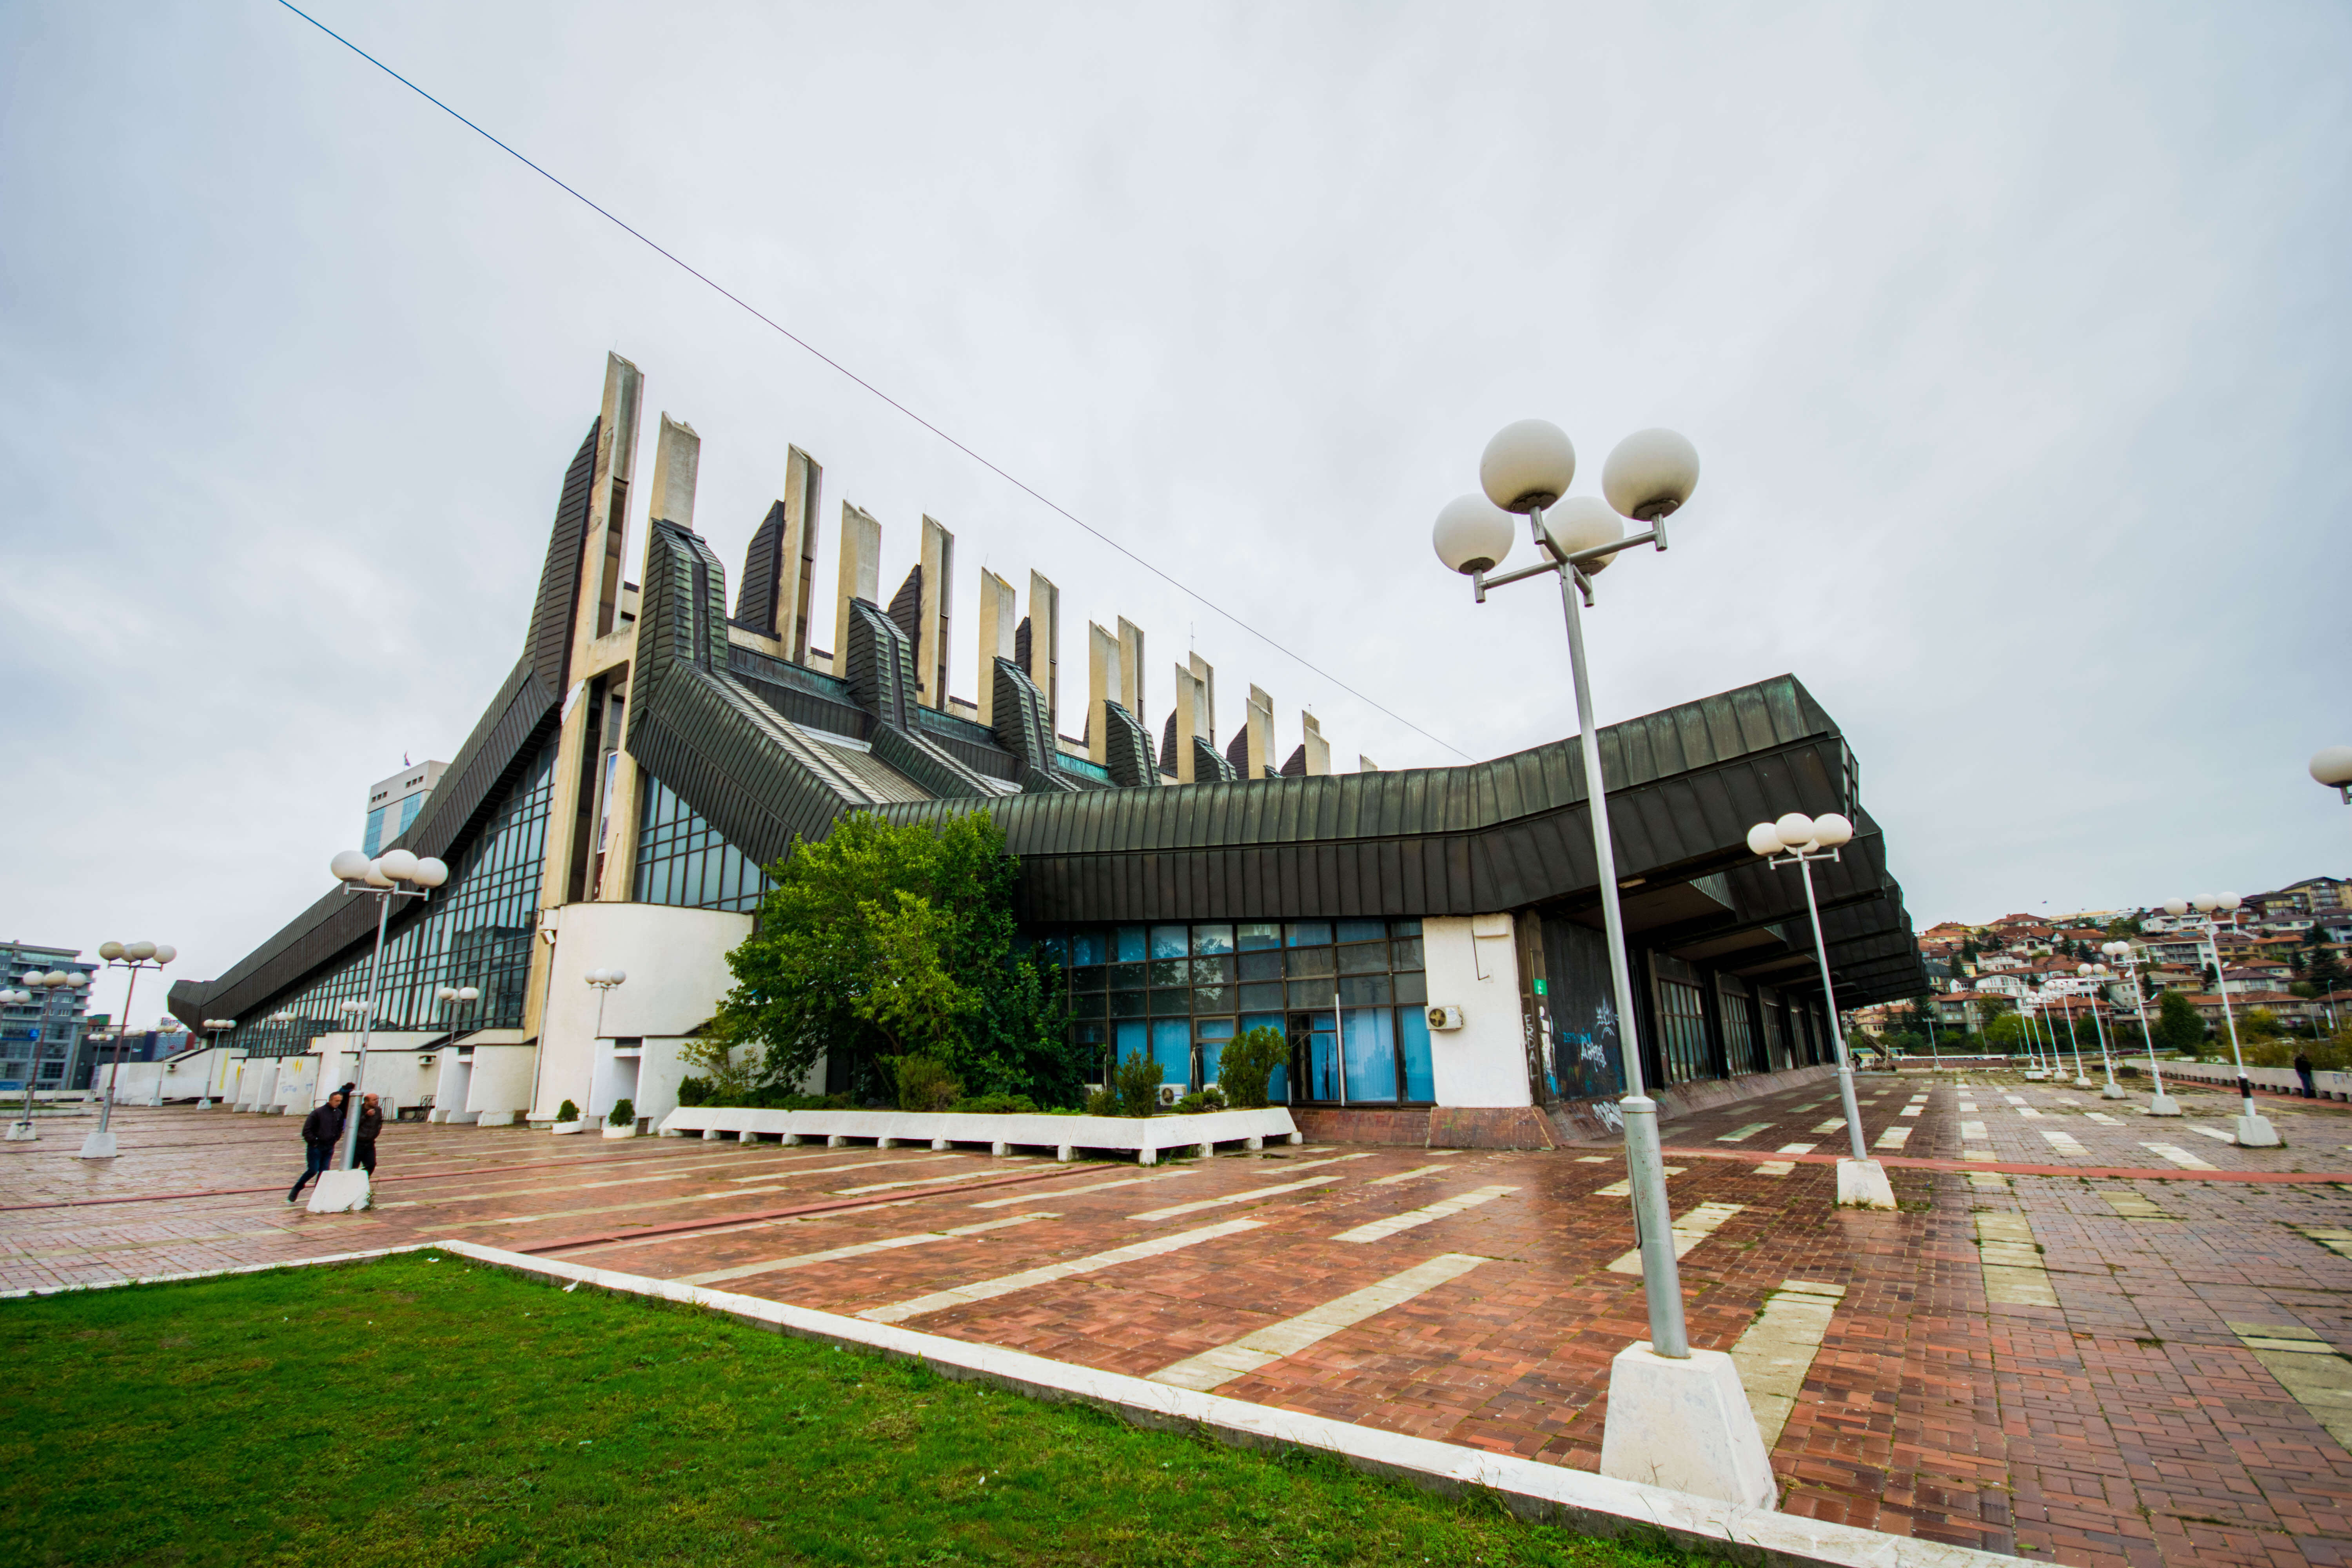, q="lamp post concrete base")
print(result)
[2234,1112,2281,1148]
[1835,1158,1896,1210]
[2024,1069,2048,1080]
[77,1129,117,1160]
[2145,1094,2182,1116]
[196,1098,212,1110]
[305,1169,373,1213]
[2100,1082,2127,1100]
[2071,1075,2094,1090]
[6,1121,36,1142]
[1598,1342,1777,1509]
